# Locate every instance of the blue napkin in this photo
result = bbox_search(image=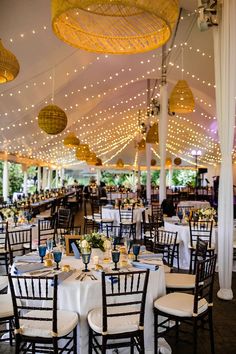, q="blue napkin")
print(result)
[14,263,45,275]
[71,242,80,259]
[106,275,119,284]
[132,261,159,271]
[14,254,41,263]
